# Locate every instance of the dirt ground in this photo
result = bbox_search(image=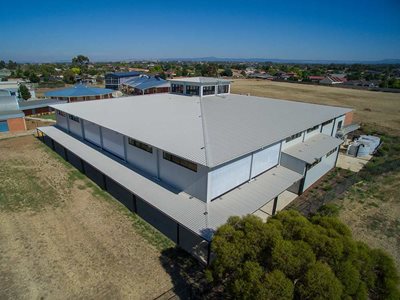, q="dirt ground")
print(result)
[0,136,175,299]
[231,79,400,132]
